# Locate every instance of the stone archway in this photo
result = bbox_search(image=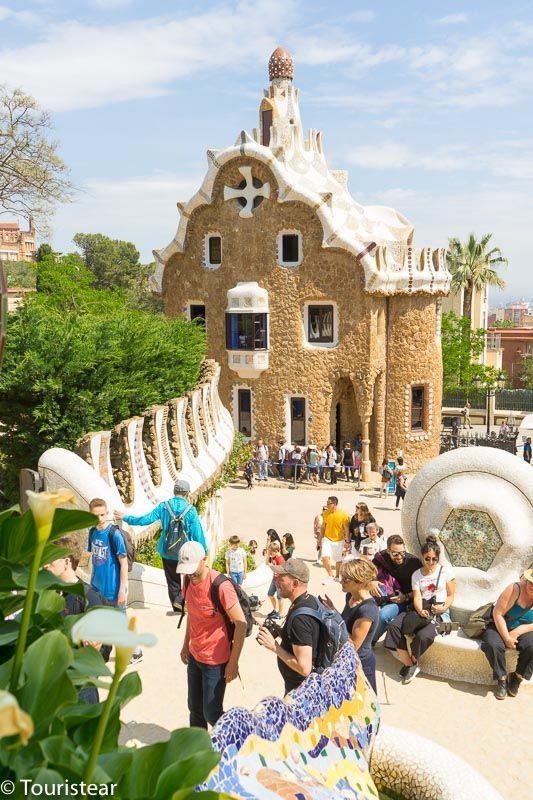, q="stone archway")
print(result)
[329,378,361,452]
